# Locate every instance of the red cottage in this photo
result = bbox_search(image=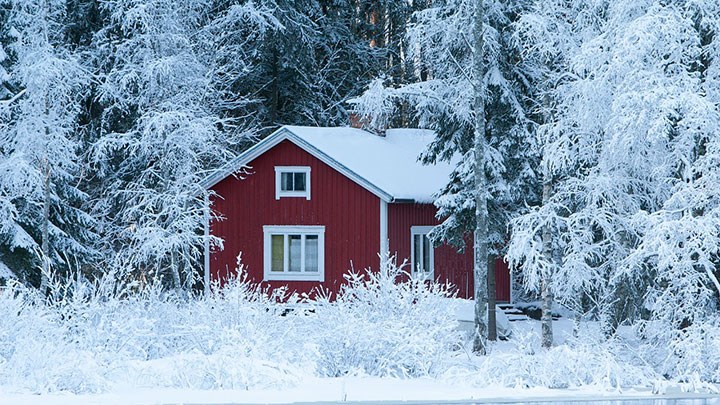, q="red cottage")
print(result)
[201,125,511,301]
